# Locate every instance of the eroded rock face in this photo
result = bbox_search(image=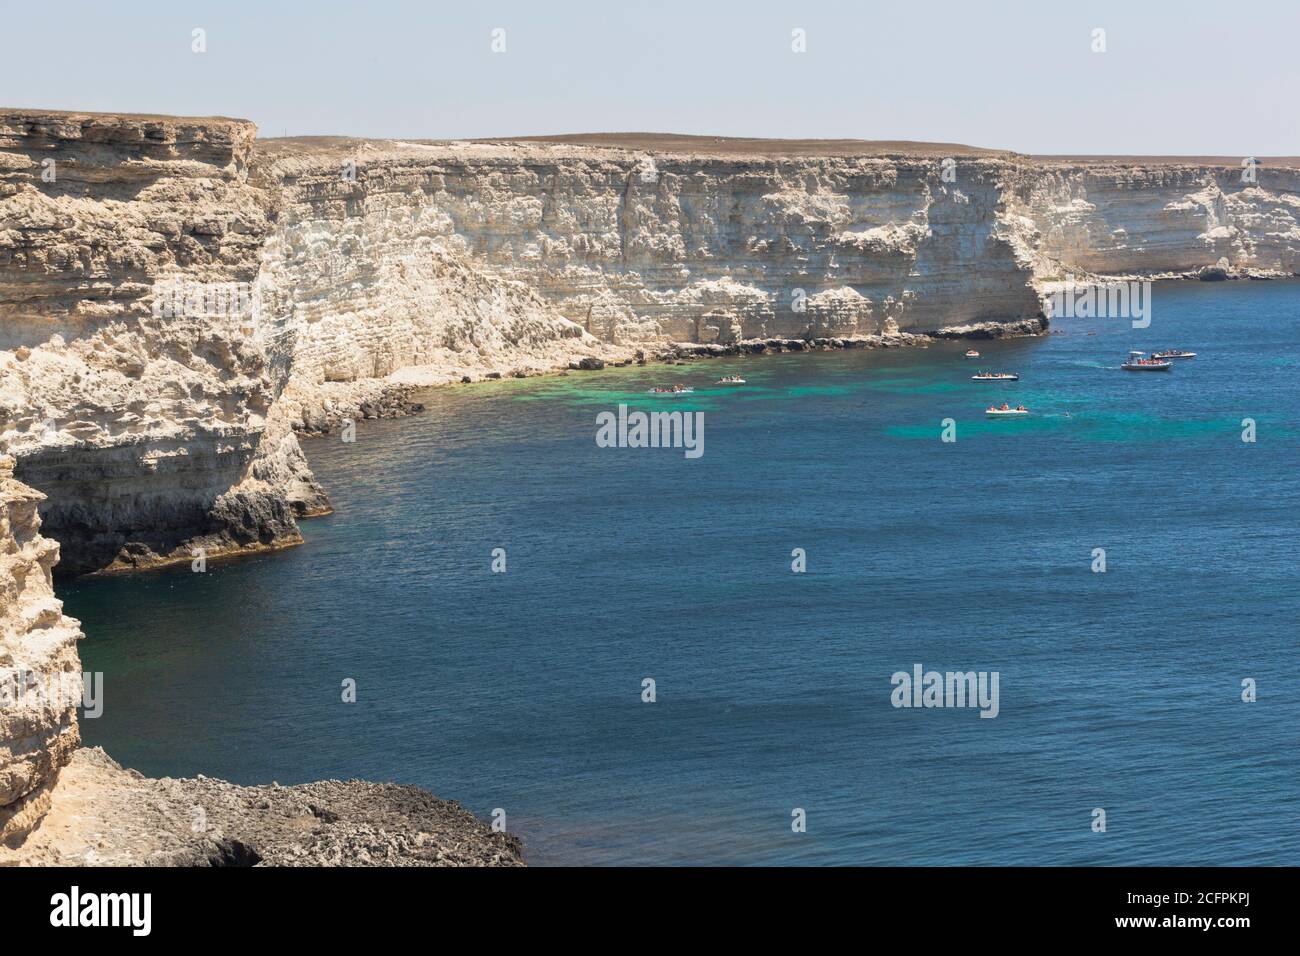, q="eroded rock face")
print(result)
[258,148,601,433]
[0,455,82,843]
[260,143,1045,352]
[0,109,319,574]
[1009,163,1300,278]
